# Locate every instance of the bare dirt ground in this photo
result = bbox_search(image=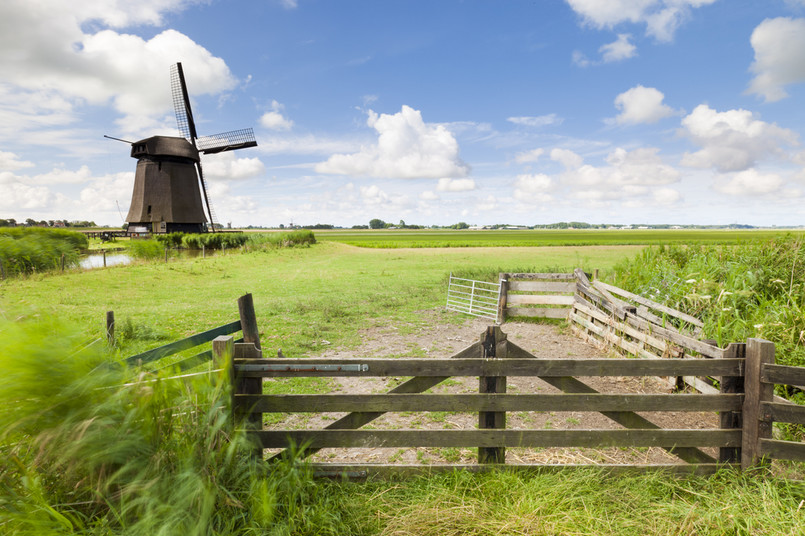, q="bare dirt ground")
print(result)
[264,309,719,466]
